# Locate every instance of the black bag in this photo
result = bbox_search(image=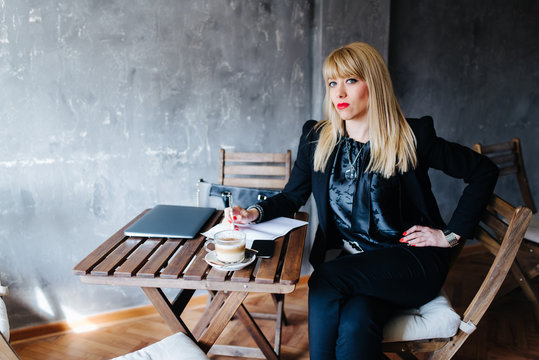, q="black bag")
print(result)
[196,179,280,209]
